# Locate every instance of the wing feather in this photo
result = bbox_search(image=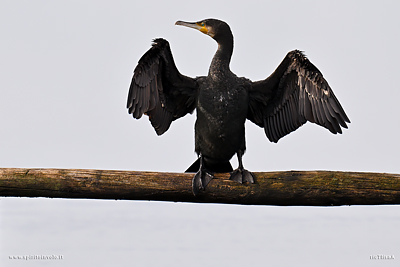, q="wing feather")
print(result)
[248,50,350,143]
[127,38,198,135]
